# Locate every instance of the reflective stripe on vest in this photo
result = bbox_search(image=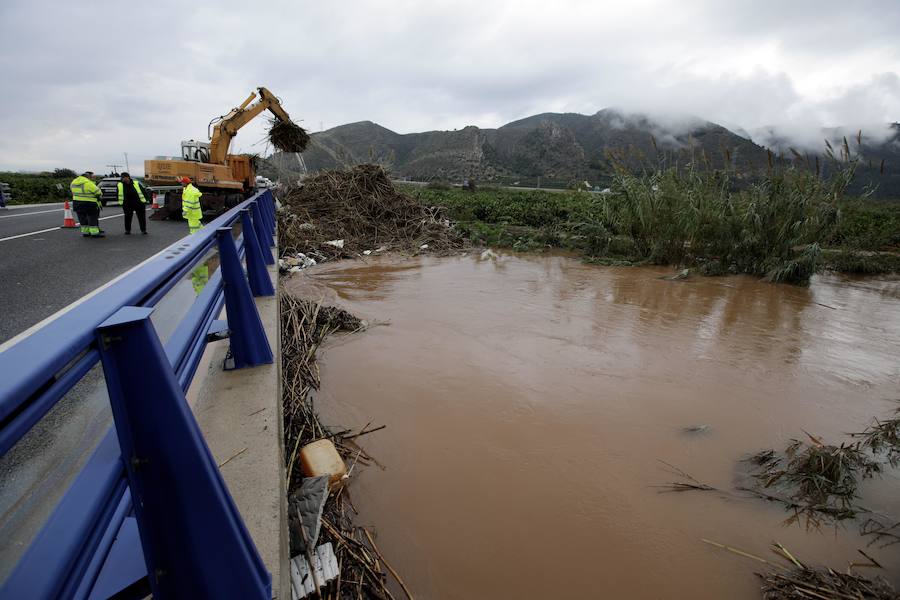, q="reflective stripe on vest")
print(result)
[71,177,100,205]
[117,181,147,204]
